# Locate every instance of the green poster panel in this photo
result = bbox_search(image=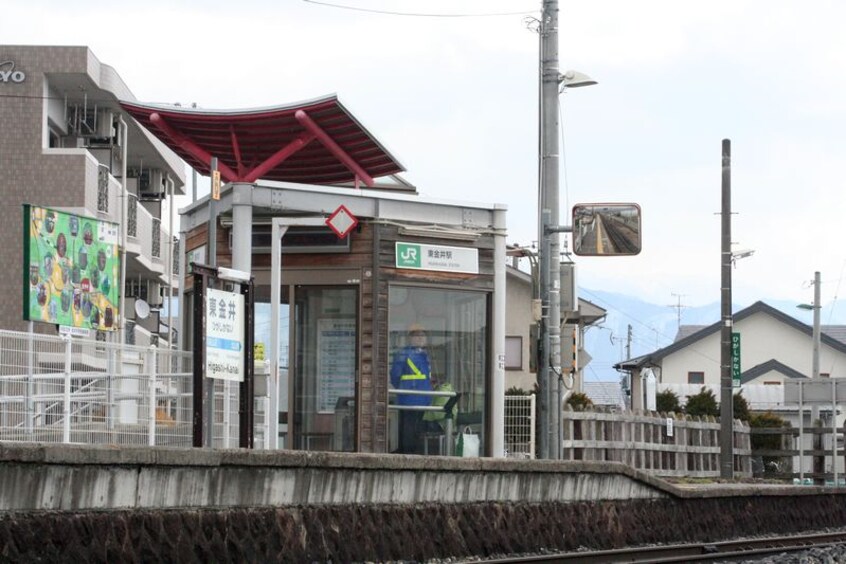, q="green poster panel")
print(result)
[22,205,120,331]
